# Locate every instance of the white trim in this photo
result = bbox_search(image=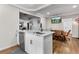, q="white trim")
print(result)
[34,4,51,11]
[0,43,17,51]
[10,5,45,17]
[10,5,41,17]
[11,4,51,11]
[19,9,41,17]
